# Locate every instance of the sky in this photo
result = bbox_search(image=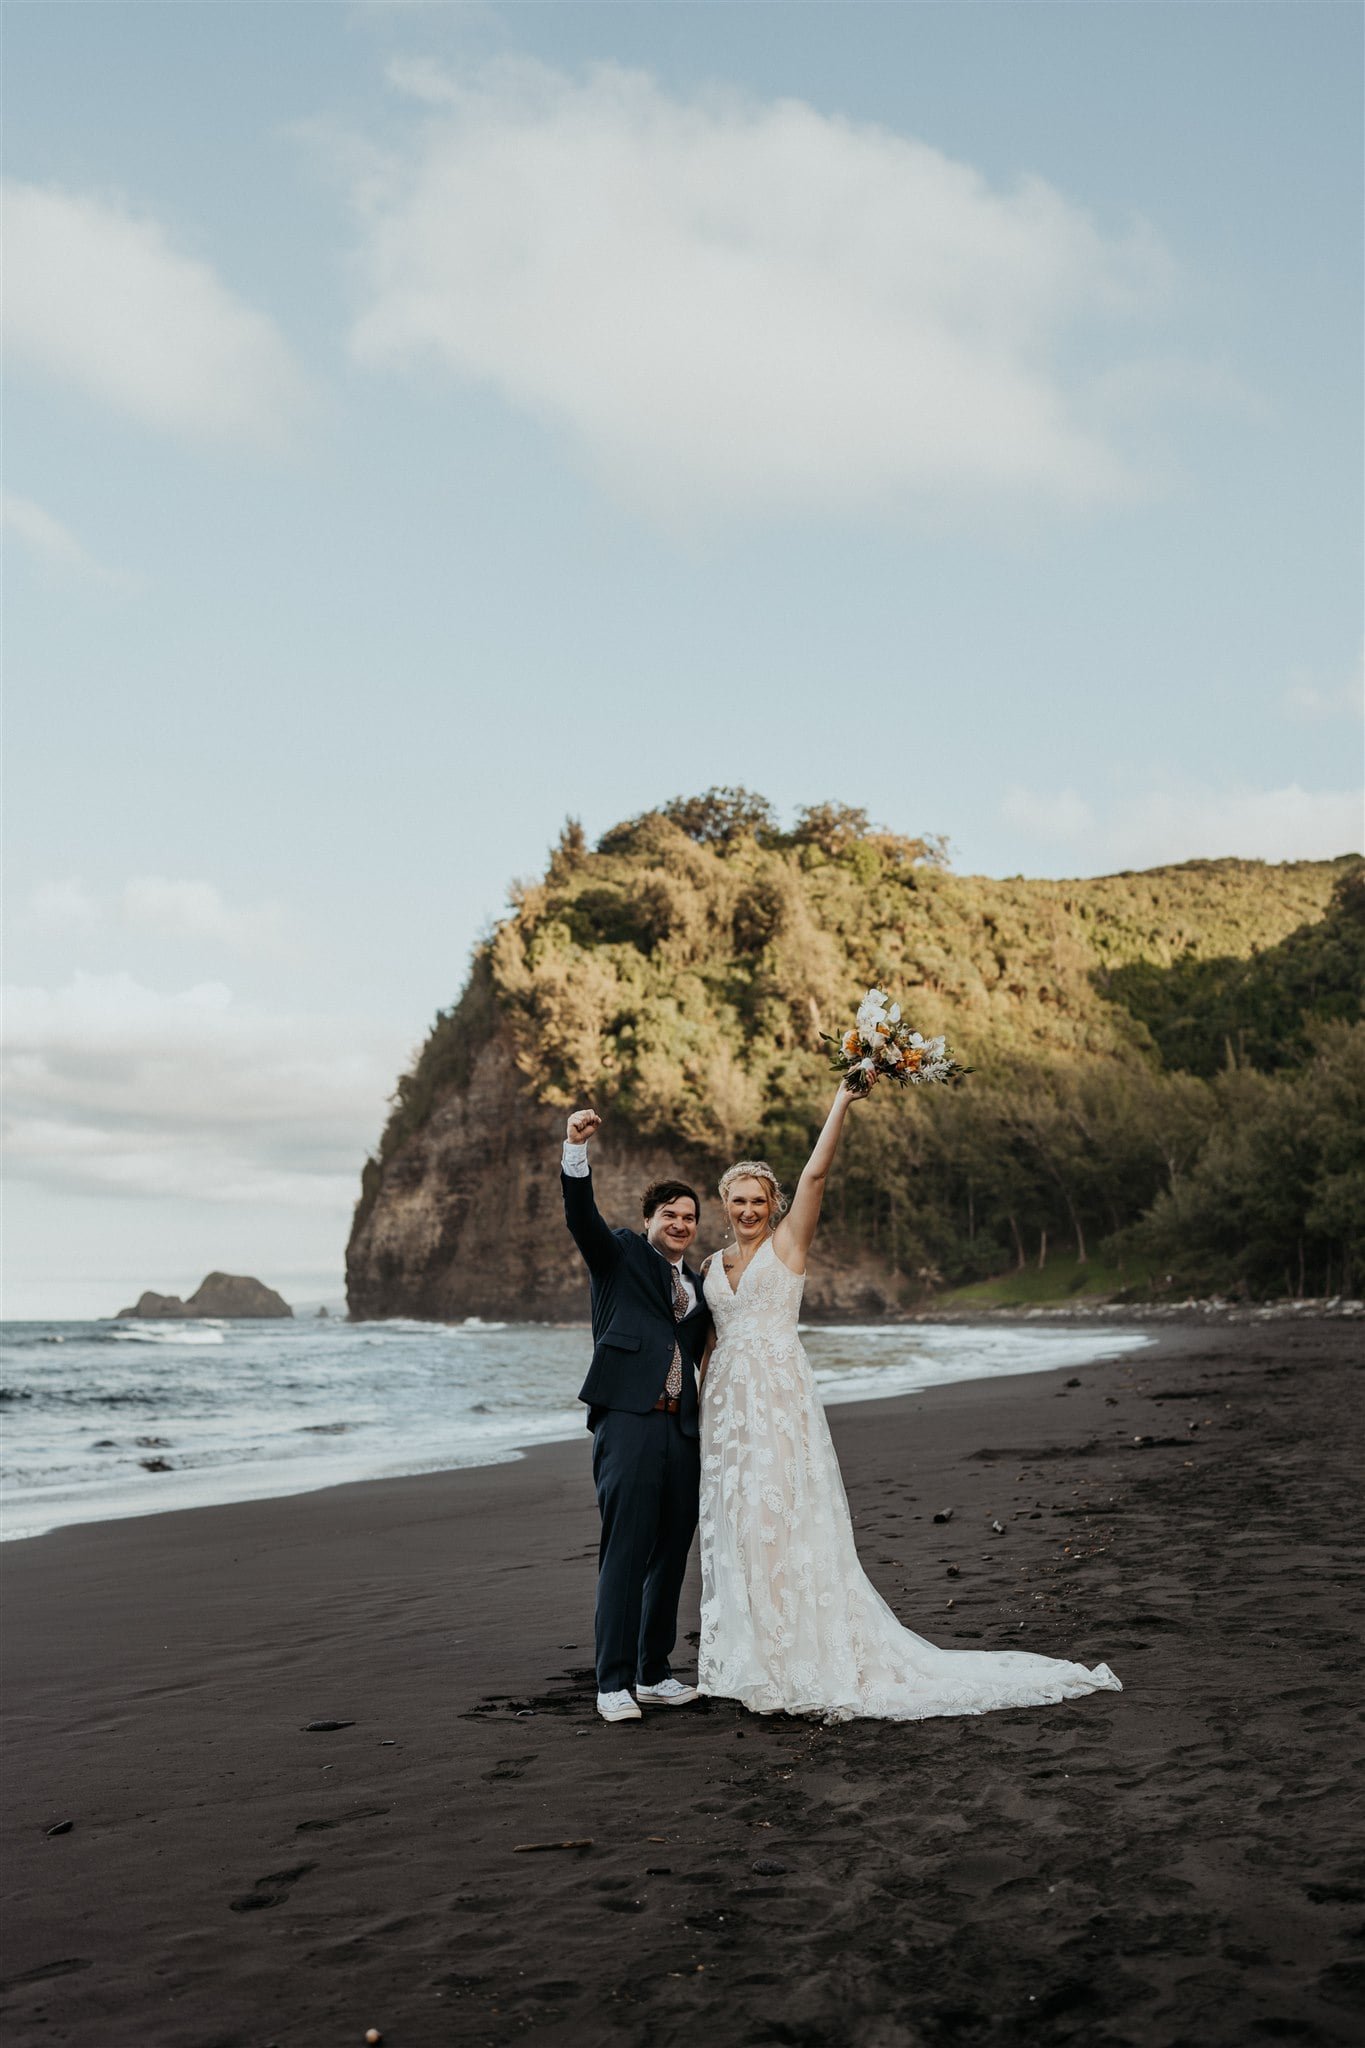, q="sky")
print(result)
[4,1,1362,1318]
